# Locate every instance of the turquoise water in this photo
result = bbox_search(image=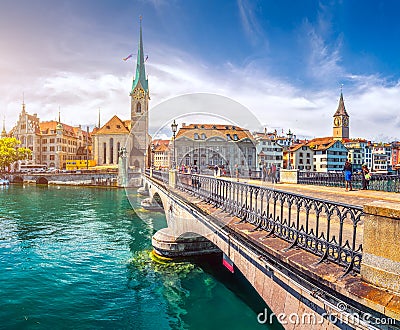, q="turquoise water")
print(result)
[0,185,281,329]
